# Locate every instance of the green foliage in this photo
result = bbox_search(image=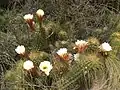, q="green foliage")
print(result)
[110,32,120,47]
[29,51,50,65]
[87,37,100,53]
[55,53,103,90]
[103,54,120,90]
[4,60,26,90]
